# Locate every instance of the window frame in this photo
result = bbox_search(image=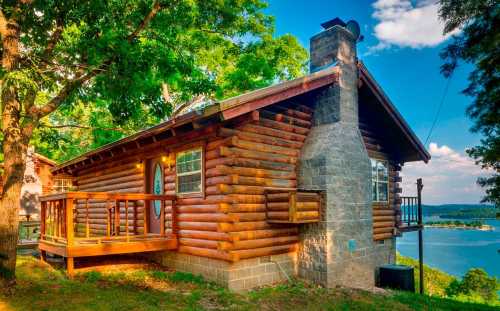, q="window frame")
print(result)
[175,147,203,196]
[370,158,389,203]
[52,178,73,193]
